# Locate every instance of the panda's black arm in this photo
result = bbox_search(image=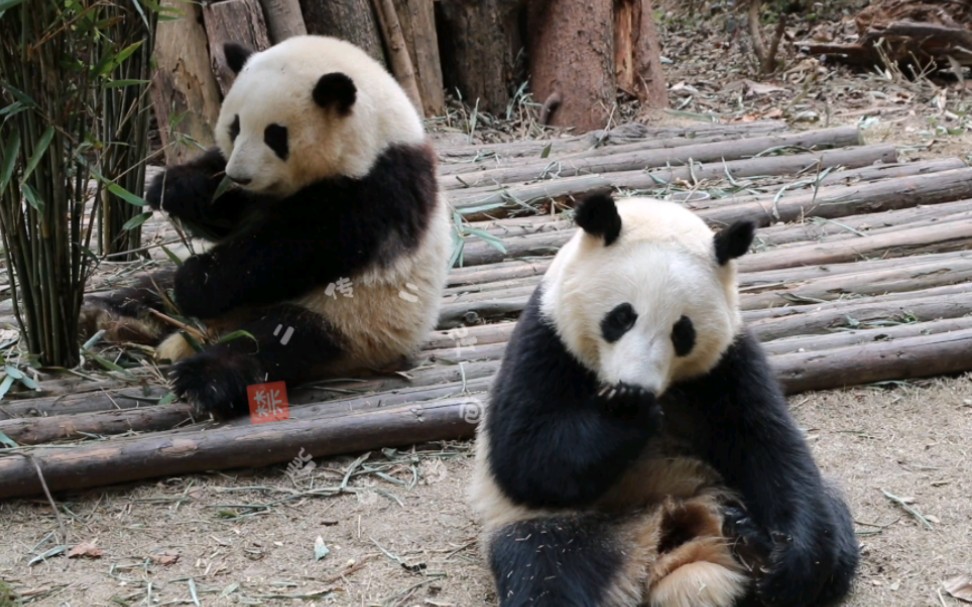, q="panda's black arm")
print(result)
[146,147,262,241]
[670,330,858,605]
[485,289,662,509]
